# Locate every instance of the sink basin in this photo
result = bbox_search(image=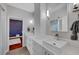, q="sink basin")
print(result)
[43,39,67,54]
[43,39,67,48]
